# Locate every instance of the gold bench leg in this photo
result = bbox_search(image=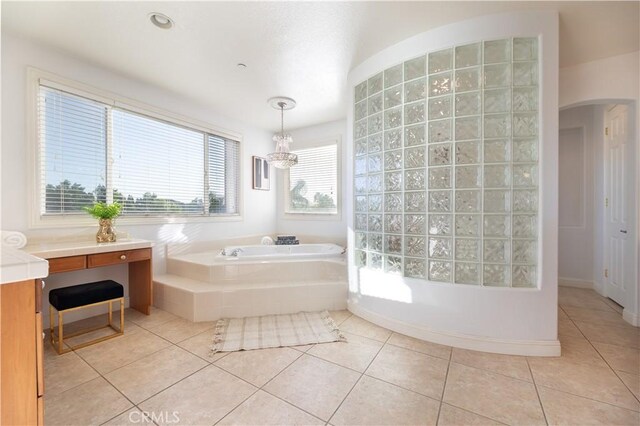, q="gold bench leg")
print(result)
[108,300,113,327]
[58,310,64,355]
[49,297,125,355]
[120,298,125,333]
